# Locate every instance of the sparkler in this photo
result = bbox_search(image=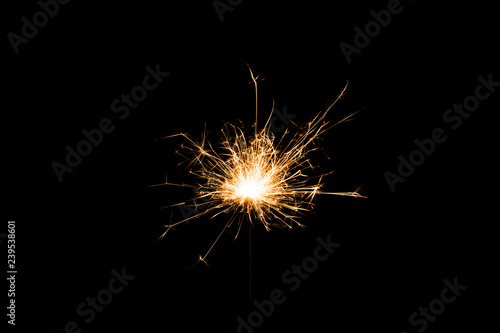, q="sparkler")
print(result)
[155,65,365,265]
